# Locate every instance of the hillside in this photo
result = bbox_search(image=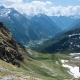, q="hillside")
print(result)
[69,19,80,29]
[37,28,80,53]
[0,22,26,67]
